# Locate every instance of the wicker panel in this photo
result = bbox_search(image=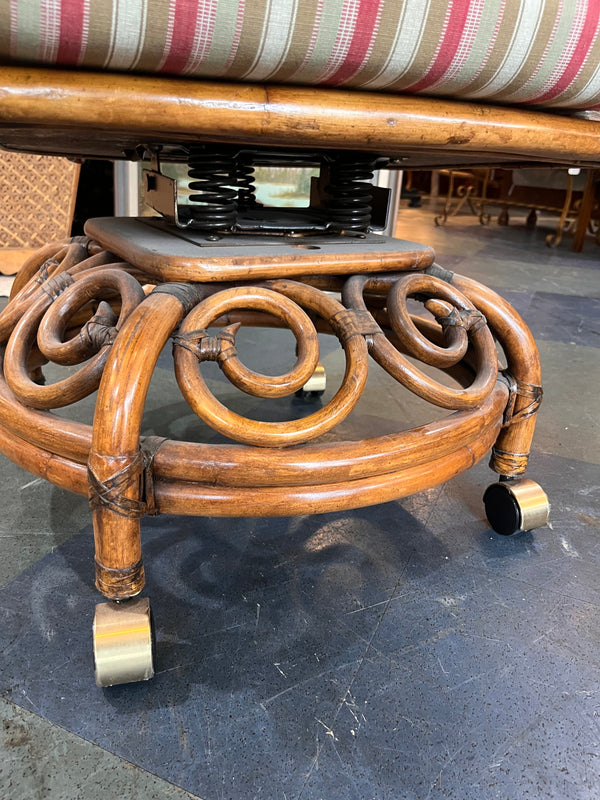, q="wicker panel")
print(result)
[0,152,80,248]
